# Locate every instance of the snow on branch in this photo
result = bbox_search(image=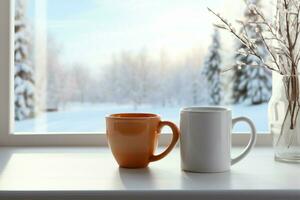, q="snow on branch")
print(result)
[208,0,300,76]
